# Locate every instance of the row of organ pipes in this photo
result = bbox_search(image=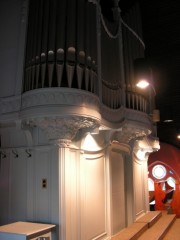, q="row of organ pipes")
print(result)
[23,0,149,112]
